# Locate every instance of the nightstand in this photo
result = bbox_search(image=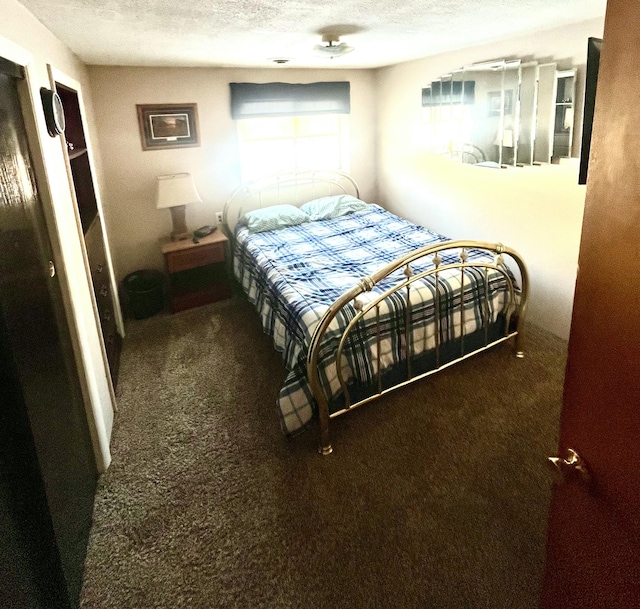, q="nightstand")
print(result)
[161,229,231,313]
